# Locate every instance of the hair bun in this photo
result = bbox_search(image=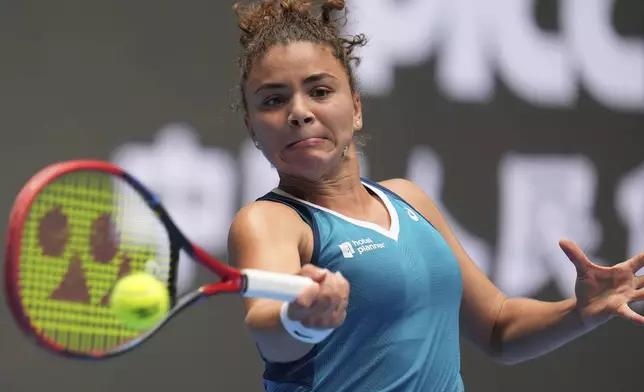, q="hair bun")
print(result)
[235,1,328,47]
[322,0,345,11]
[321,0,344,23]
